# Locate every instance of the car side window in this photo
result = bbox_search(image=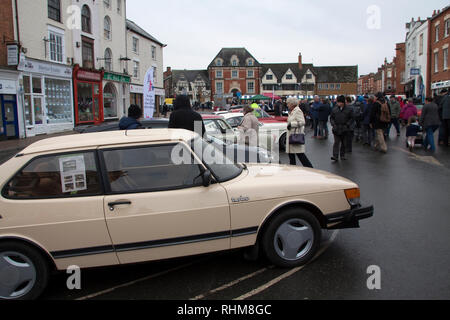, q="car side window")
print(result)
[204,120,221,134]
[3,152,102,199]
[102,144,204,194]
